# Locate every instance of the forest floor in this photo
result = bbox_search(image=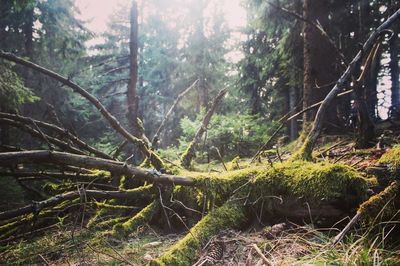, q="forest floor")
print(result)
[1,133,400,265]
